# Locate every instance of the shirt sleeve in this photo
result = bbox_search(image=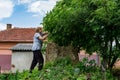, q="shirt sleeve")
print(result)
[35,33,41,38]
